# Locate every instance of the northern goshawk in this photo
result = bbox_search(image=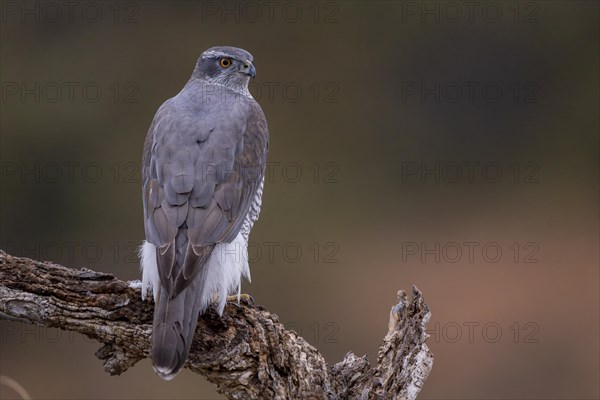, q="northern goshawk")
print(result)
[140,46,269,380]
